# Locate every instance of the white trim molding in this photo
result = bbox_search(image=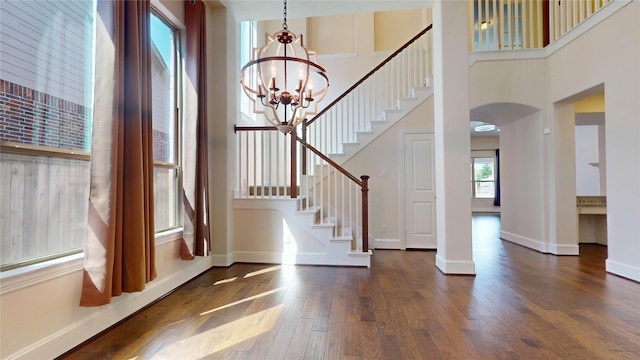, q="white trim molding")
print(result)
[6,255,214,360]
[500,230,549,253]
[468,0,633,67]
[605,259,640,283]
[1,230,184,295]
[373,238,402,250]
[435,255,476,275]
